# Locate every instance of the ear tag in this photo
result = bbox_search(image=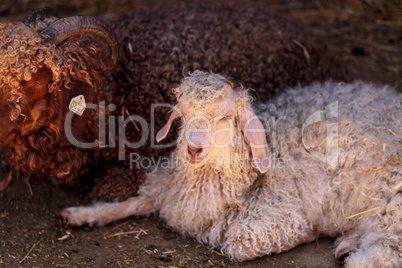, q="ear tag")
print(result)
[69,95,86,116]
